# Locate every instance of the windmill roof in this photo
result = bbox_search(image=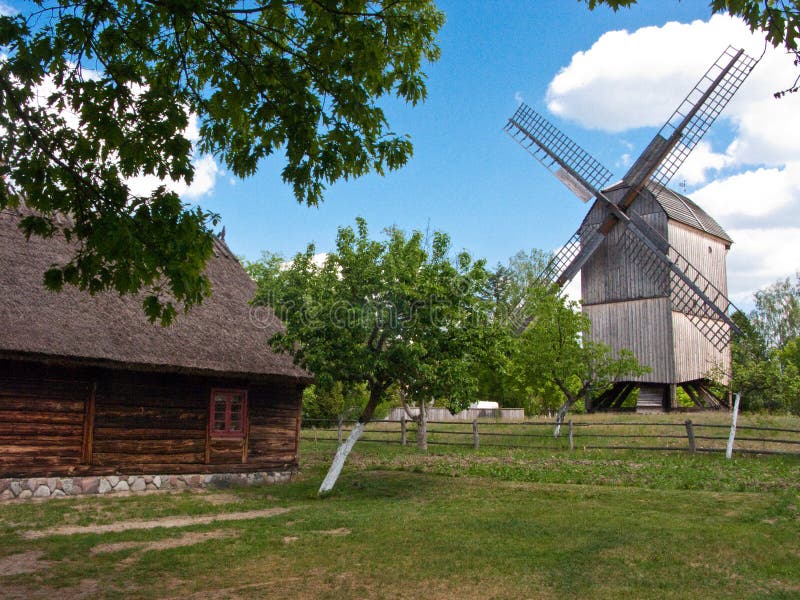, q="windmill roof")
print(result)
[604,181,733,245]
[0,206,312,382]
